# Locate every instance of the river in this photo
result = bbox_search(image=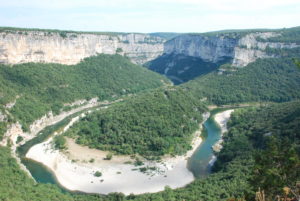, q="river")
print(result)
[17,108,226,194]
